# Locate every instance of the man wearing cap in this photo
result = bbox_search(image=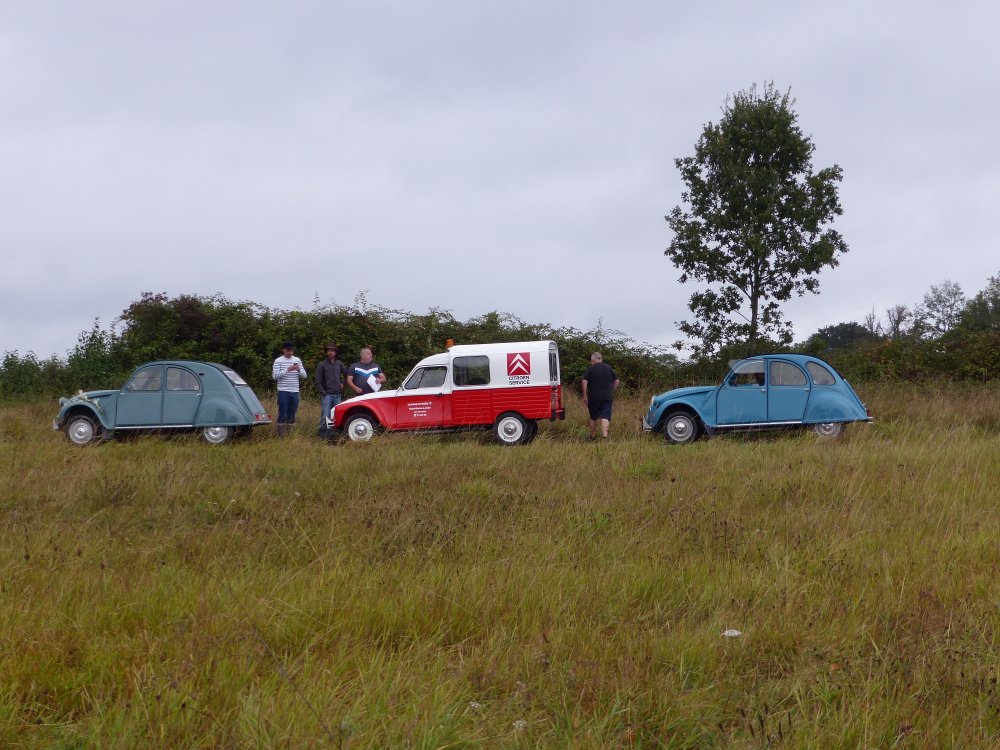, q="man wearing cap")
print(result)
[272,341,307,436]
[315,343,347,439]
